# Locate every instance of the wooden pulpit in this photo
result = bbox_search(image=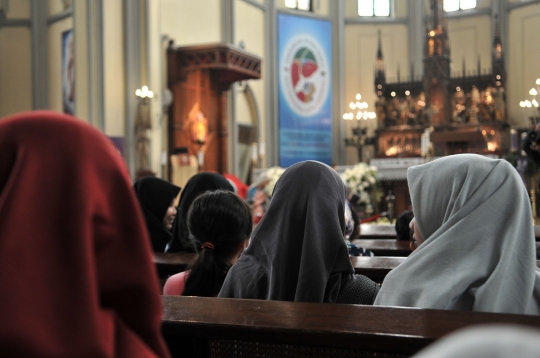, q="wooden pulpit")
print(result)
[166,42,261,179]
